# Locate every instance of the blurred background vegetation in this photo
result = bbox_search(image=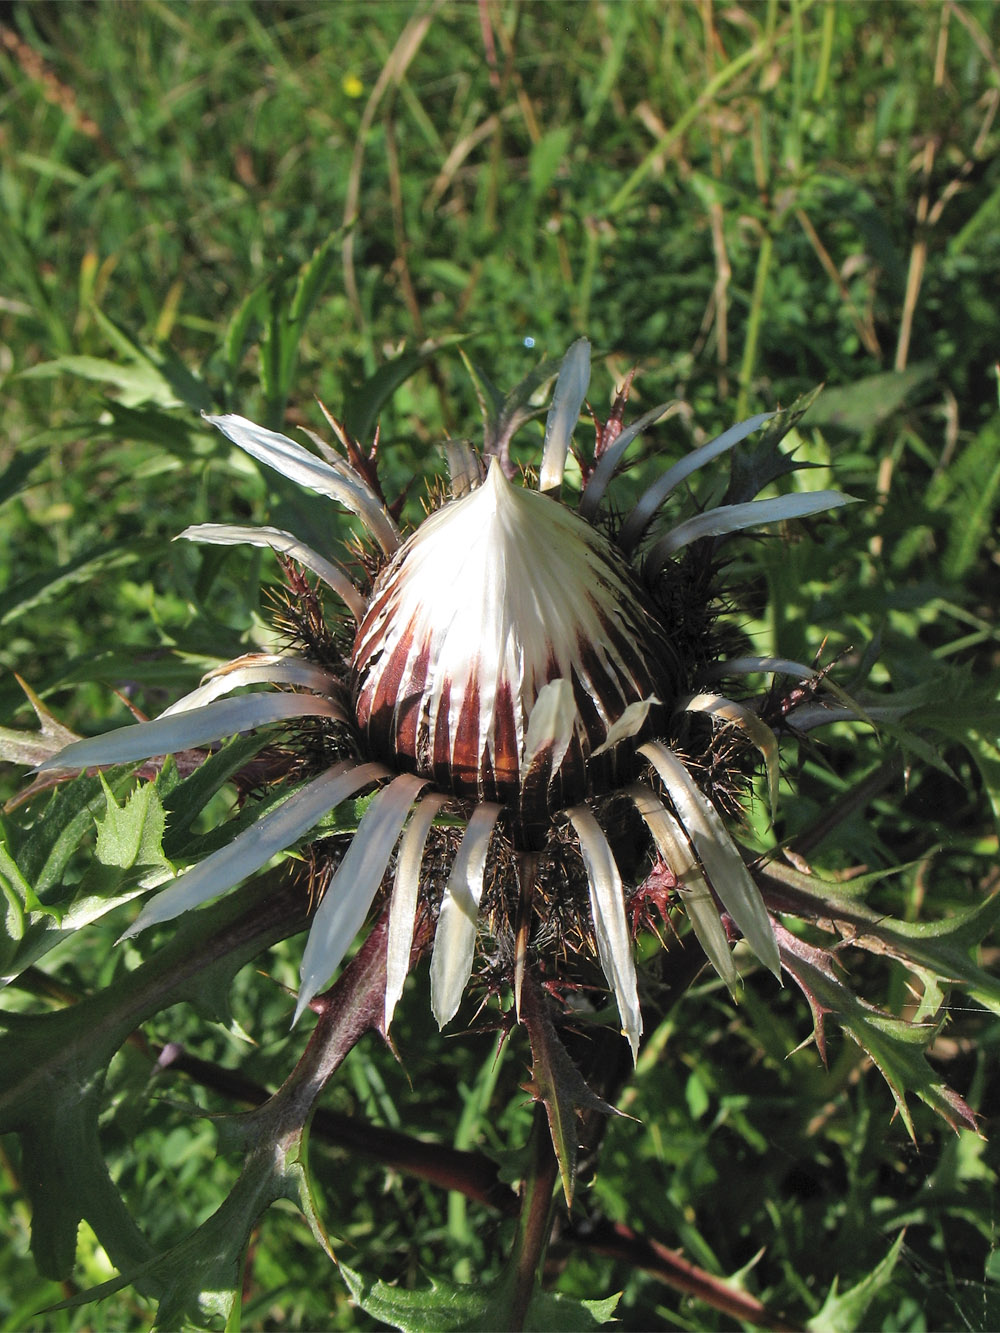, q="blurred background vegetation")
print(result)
[1,1,999,1328]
